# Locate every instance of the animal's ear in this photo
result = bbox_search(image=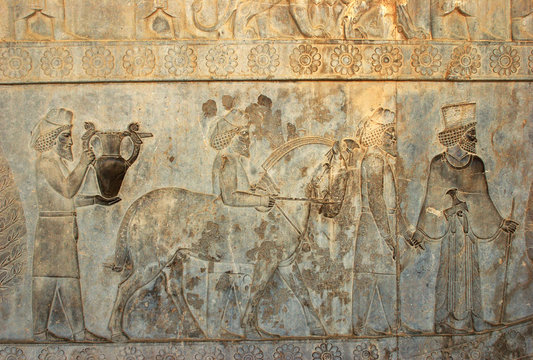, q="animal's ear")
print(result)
[342,138,359,150]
